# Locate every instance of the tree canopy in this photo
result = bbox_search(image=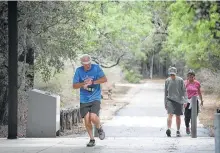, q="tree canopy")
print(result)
[17,1,220,81]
